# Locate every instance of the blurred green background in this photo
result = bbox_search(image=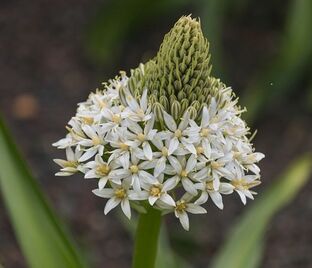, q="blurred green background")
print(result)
[0,0,312,267]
